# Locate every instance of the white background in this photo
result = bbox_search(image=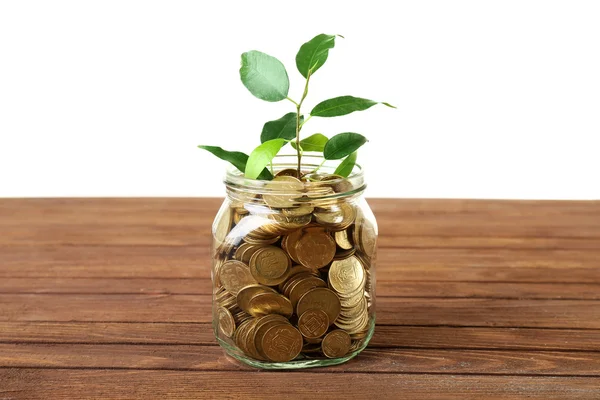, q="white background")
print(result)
[1,0,599,199]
